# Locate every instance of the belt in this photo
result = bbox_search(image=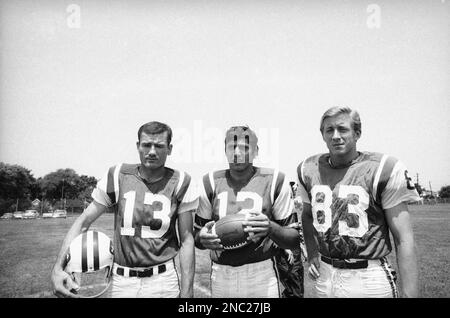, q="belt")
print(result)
[114,264,167,278]
[321,255,368,269]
